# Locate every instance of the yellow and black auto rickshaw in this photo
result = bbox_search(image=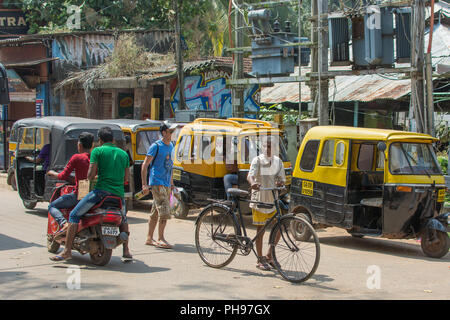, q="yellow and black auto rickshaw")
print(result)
[172,117,292,218]
[7,120,46,191]
[13,117,126,210]
[290,126,449,258]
